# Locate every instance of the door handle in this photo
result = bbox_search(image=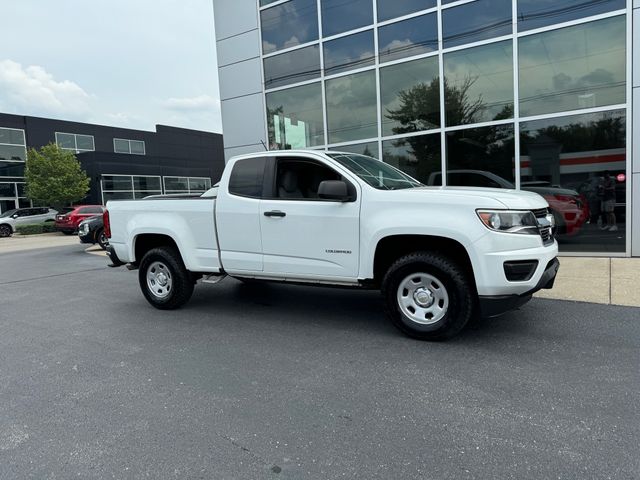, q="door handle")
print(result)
[264,210,286,218]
